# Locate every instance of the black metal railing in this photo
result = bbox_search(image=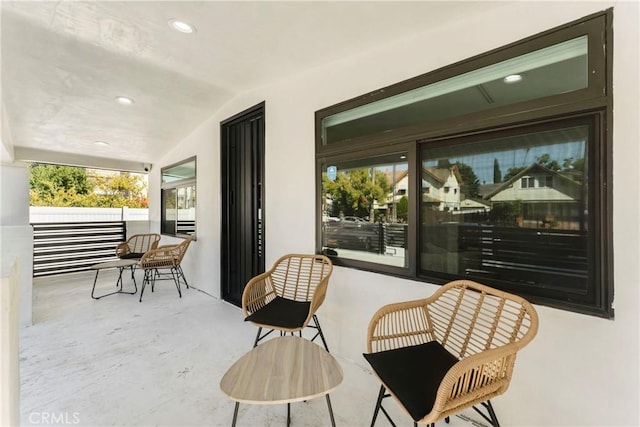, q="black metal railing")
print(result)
[31,221,126,277]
